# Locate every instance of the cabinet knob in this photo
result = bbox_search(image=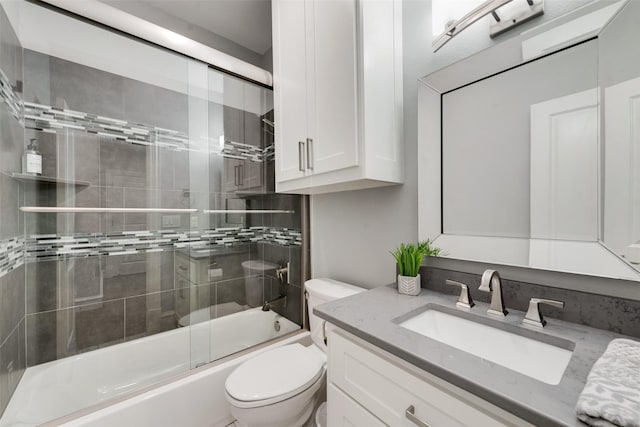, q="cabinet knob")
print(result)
[406,405,431,427]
